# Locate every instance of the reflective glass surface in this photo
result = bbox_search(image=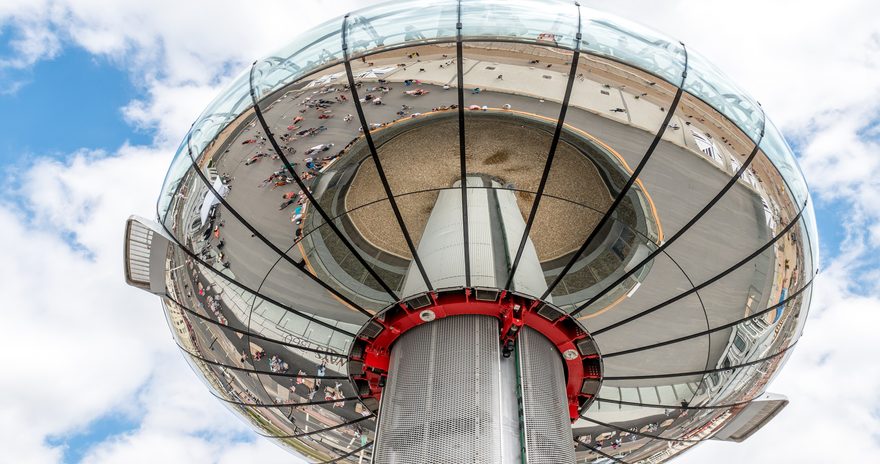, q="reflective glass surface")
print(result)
[141,1,818,462]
